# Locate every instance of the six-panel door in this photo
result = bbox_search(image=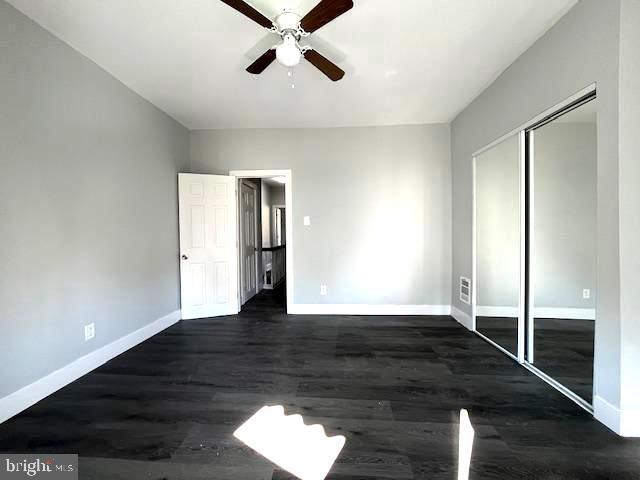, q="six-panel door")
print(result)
[178,174,239,319]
